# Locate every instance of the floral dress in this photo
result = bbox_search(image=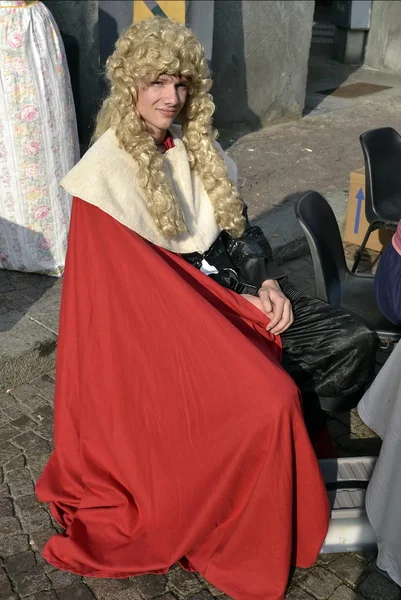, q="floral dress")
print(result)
[0,0,79,276]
